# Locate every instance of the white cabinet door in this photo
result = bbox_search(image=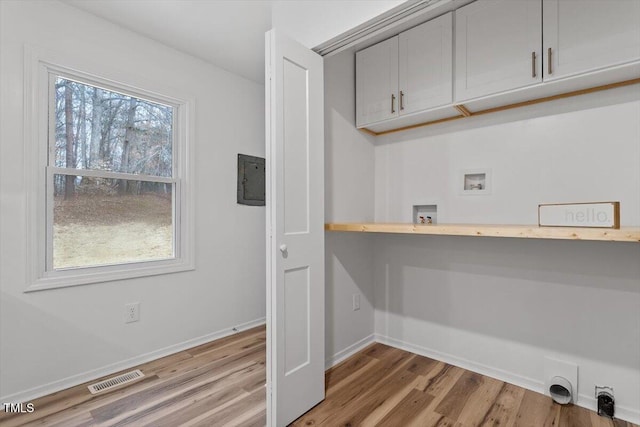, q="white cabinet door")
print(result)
[399,12,453,115]
[455,0,542,102]
[265,29,325,427]
[543,0,640,81]
[356,36,399,127]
